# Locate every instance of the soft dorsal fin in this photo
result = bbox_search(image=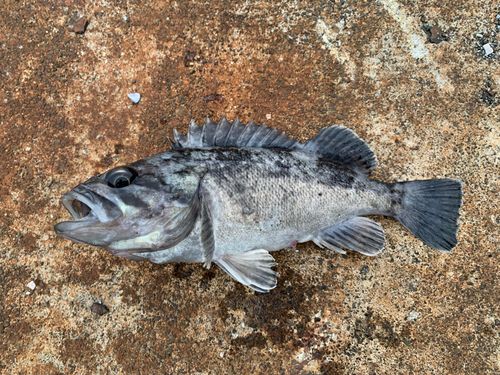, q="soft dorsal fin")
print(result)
[172,116,377,174]
[300,126,376,174]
